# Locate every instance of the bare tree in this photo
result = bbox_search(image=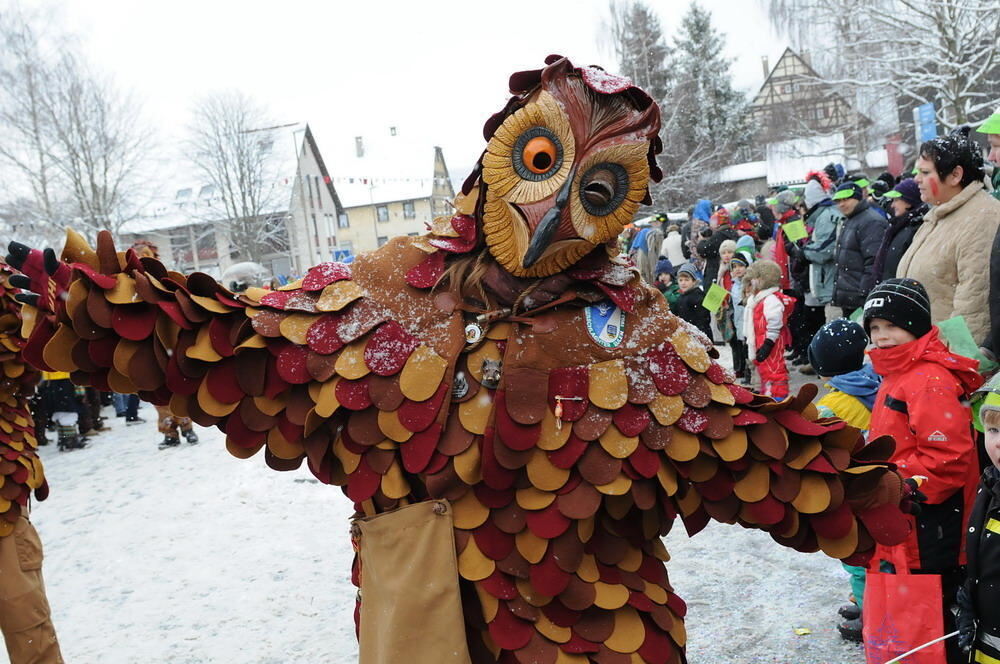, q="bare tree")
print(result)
[759,0,1000,130]
[0,6,150,245]
[187,92,288,265]
[42,54,150,238]
[0,6,66,241]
